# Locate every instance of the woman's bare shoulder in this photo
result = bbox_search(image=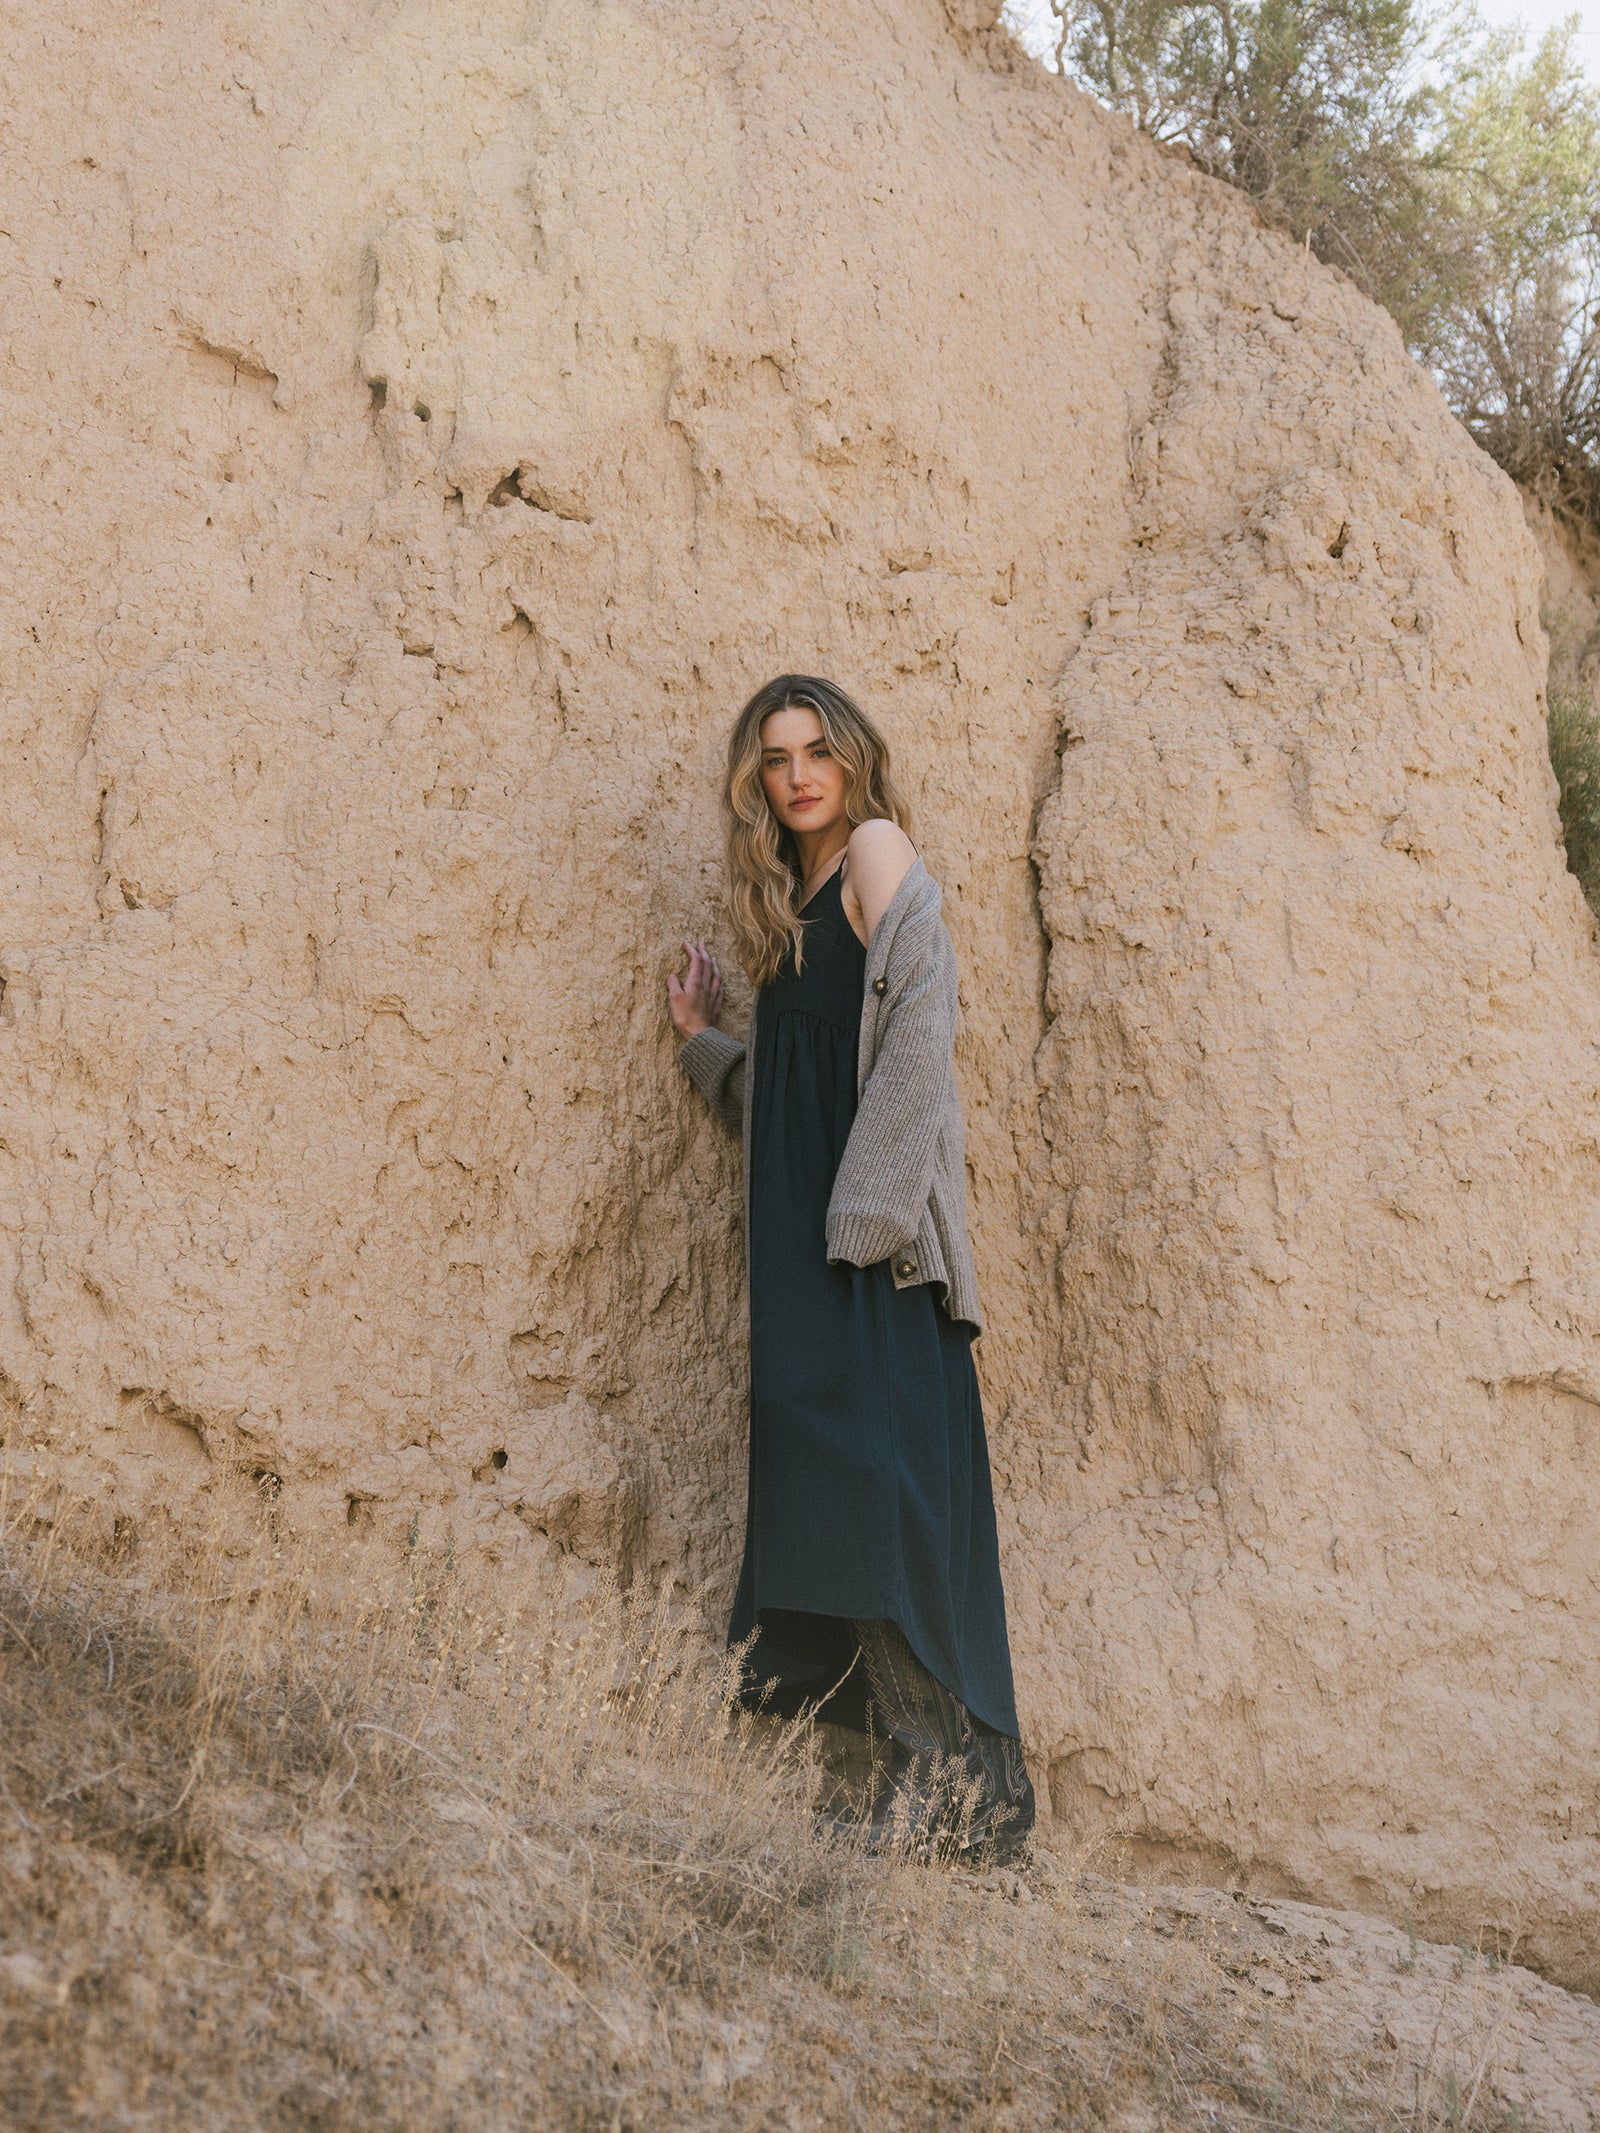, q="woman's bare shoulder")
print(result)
[847,817,916,876]
[845,819,916,939]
